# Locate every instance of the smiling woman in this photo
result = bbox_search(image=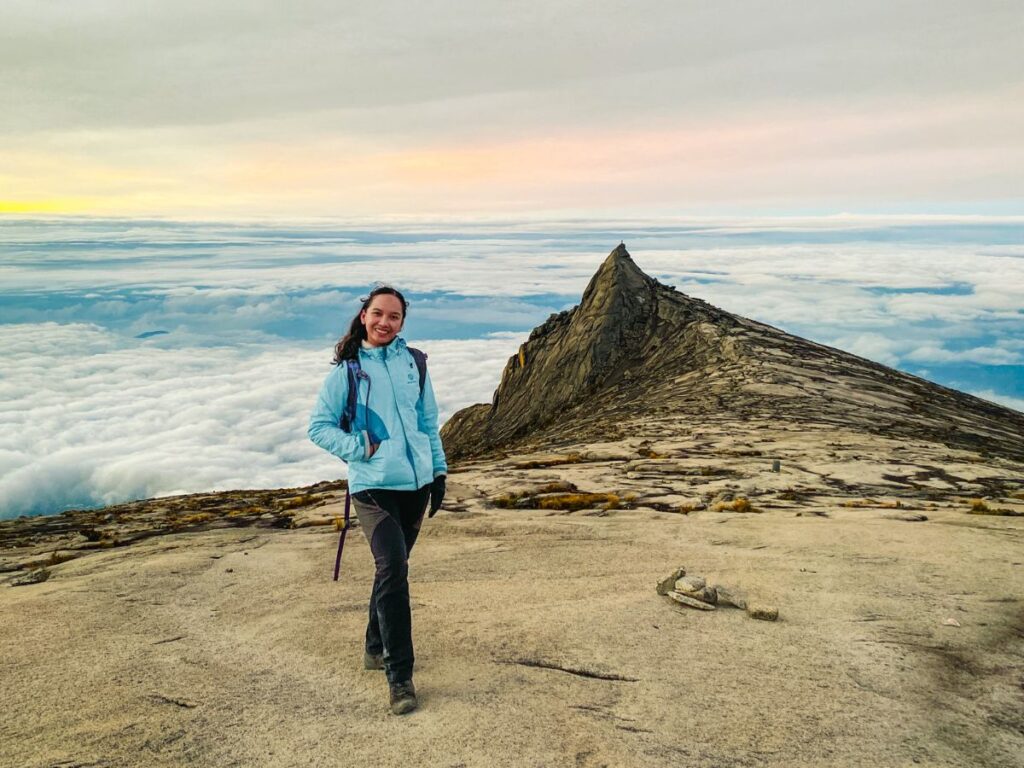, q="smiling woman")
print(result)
[307,283,448,716]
